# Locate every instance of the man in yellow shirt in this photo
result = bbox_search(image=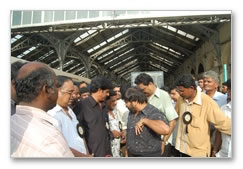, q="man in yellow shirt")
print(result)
[175,74,231,157]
